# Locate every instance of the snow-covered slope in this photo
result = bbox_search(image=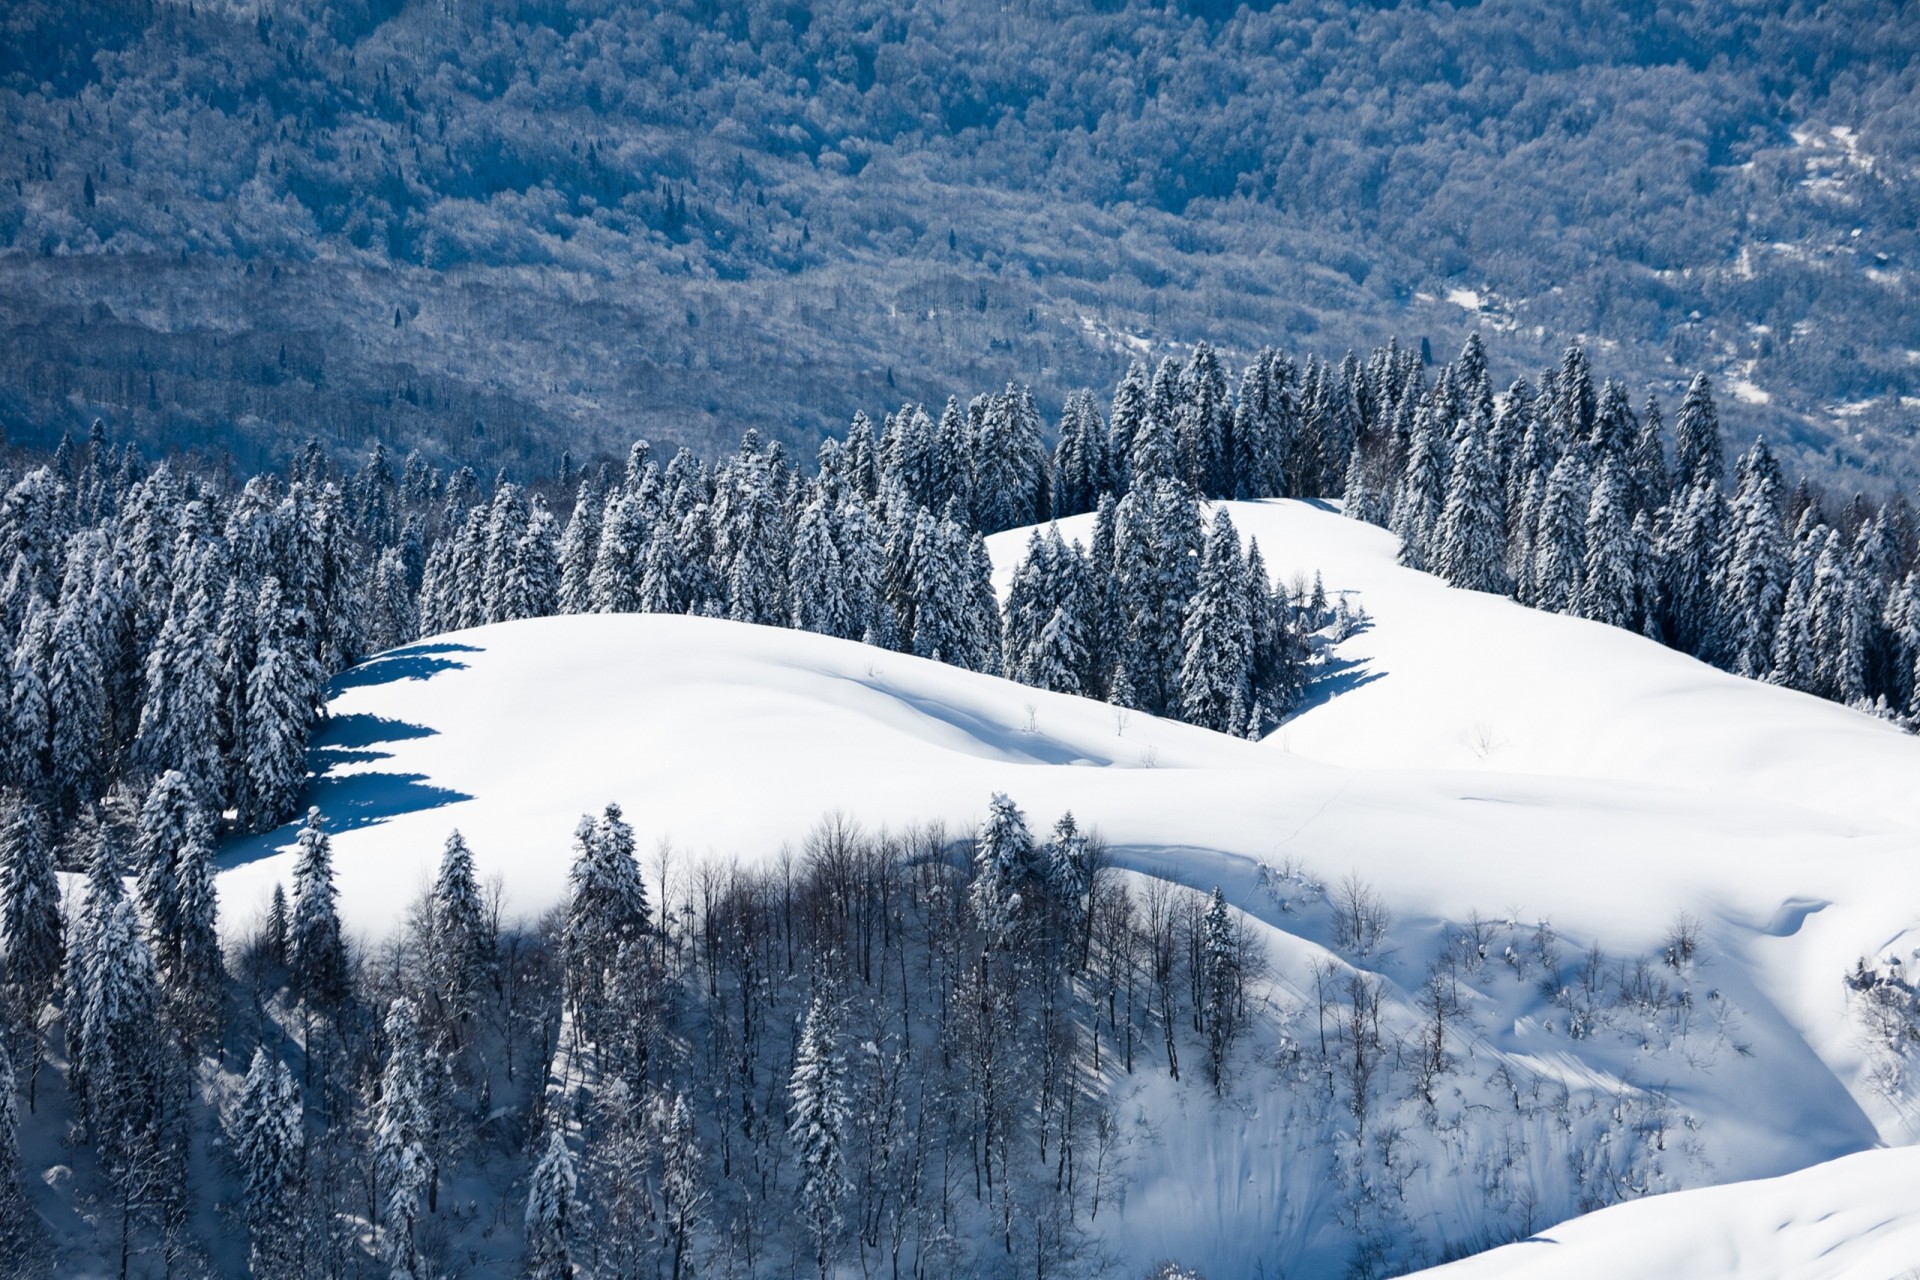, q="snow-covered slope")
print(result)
[1412,1145,1920,1280]
[988,499,1920,833]
[219,498,1920,1277]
